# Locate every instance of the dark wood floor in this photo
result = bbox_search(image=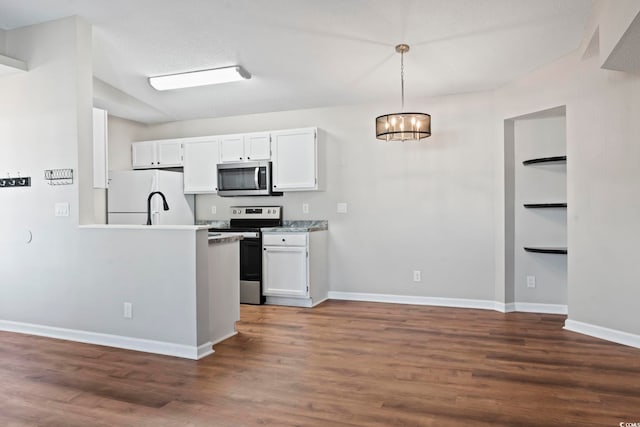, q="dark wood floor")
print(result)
[1,301,639,426]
